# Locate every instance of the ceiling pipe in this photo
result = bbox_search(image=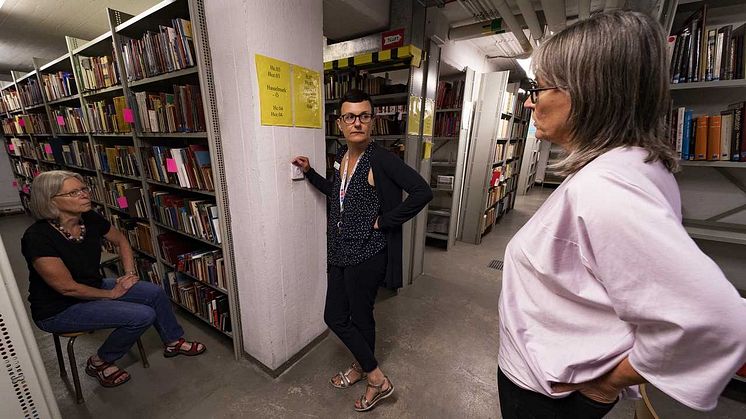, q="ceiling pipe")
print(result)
[578,0,591,20]
[539,0,566,33]
[514,0,543,42]
[449,18,508,41]
[487,0,533,53]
